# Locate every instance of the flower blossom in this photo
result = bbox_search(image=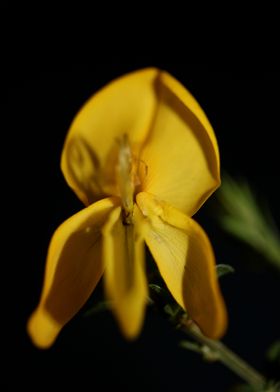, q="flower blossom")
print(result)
[28,68,227,348]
